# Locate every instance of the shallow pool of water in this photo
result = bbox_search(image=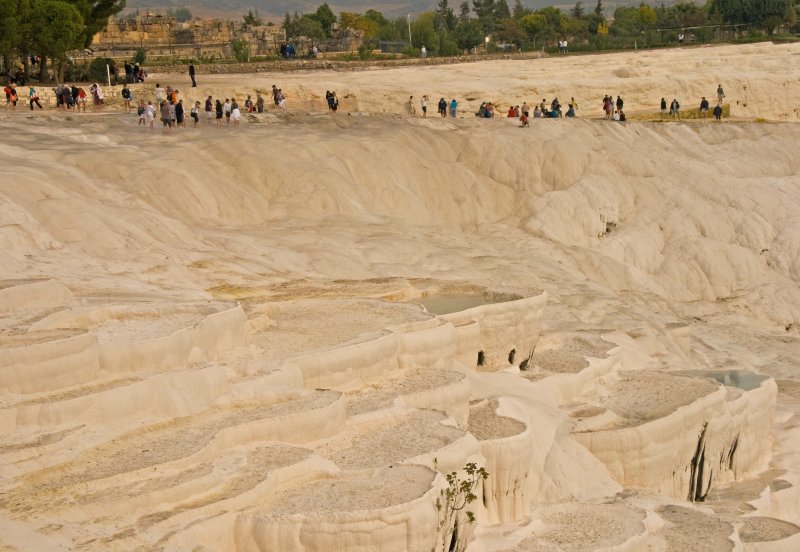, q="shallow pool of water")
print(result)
[679,370,769,391]
[417,294,516,316]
